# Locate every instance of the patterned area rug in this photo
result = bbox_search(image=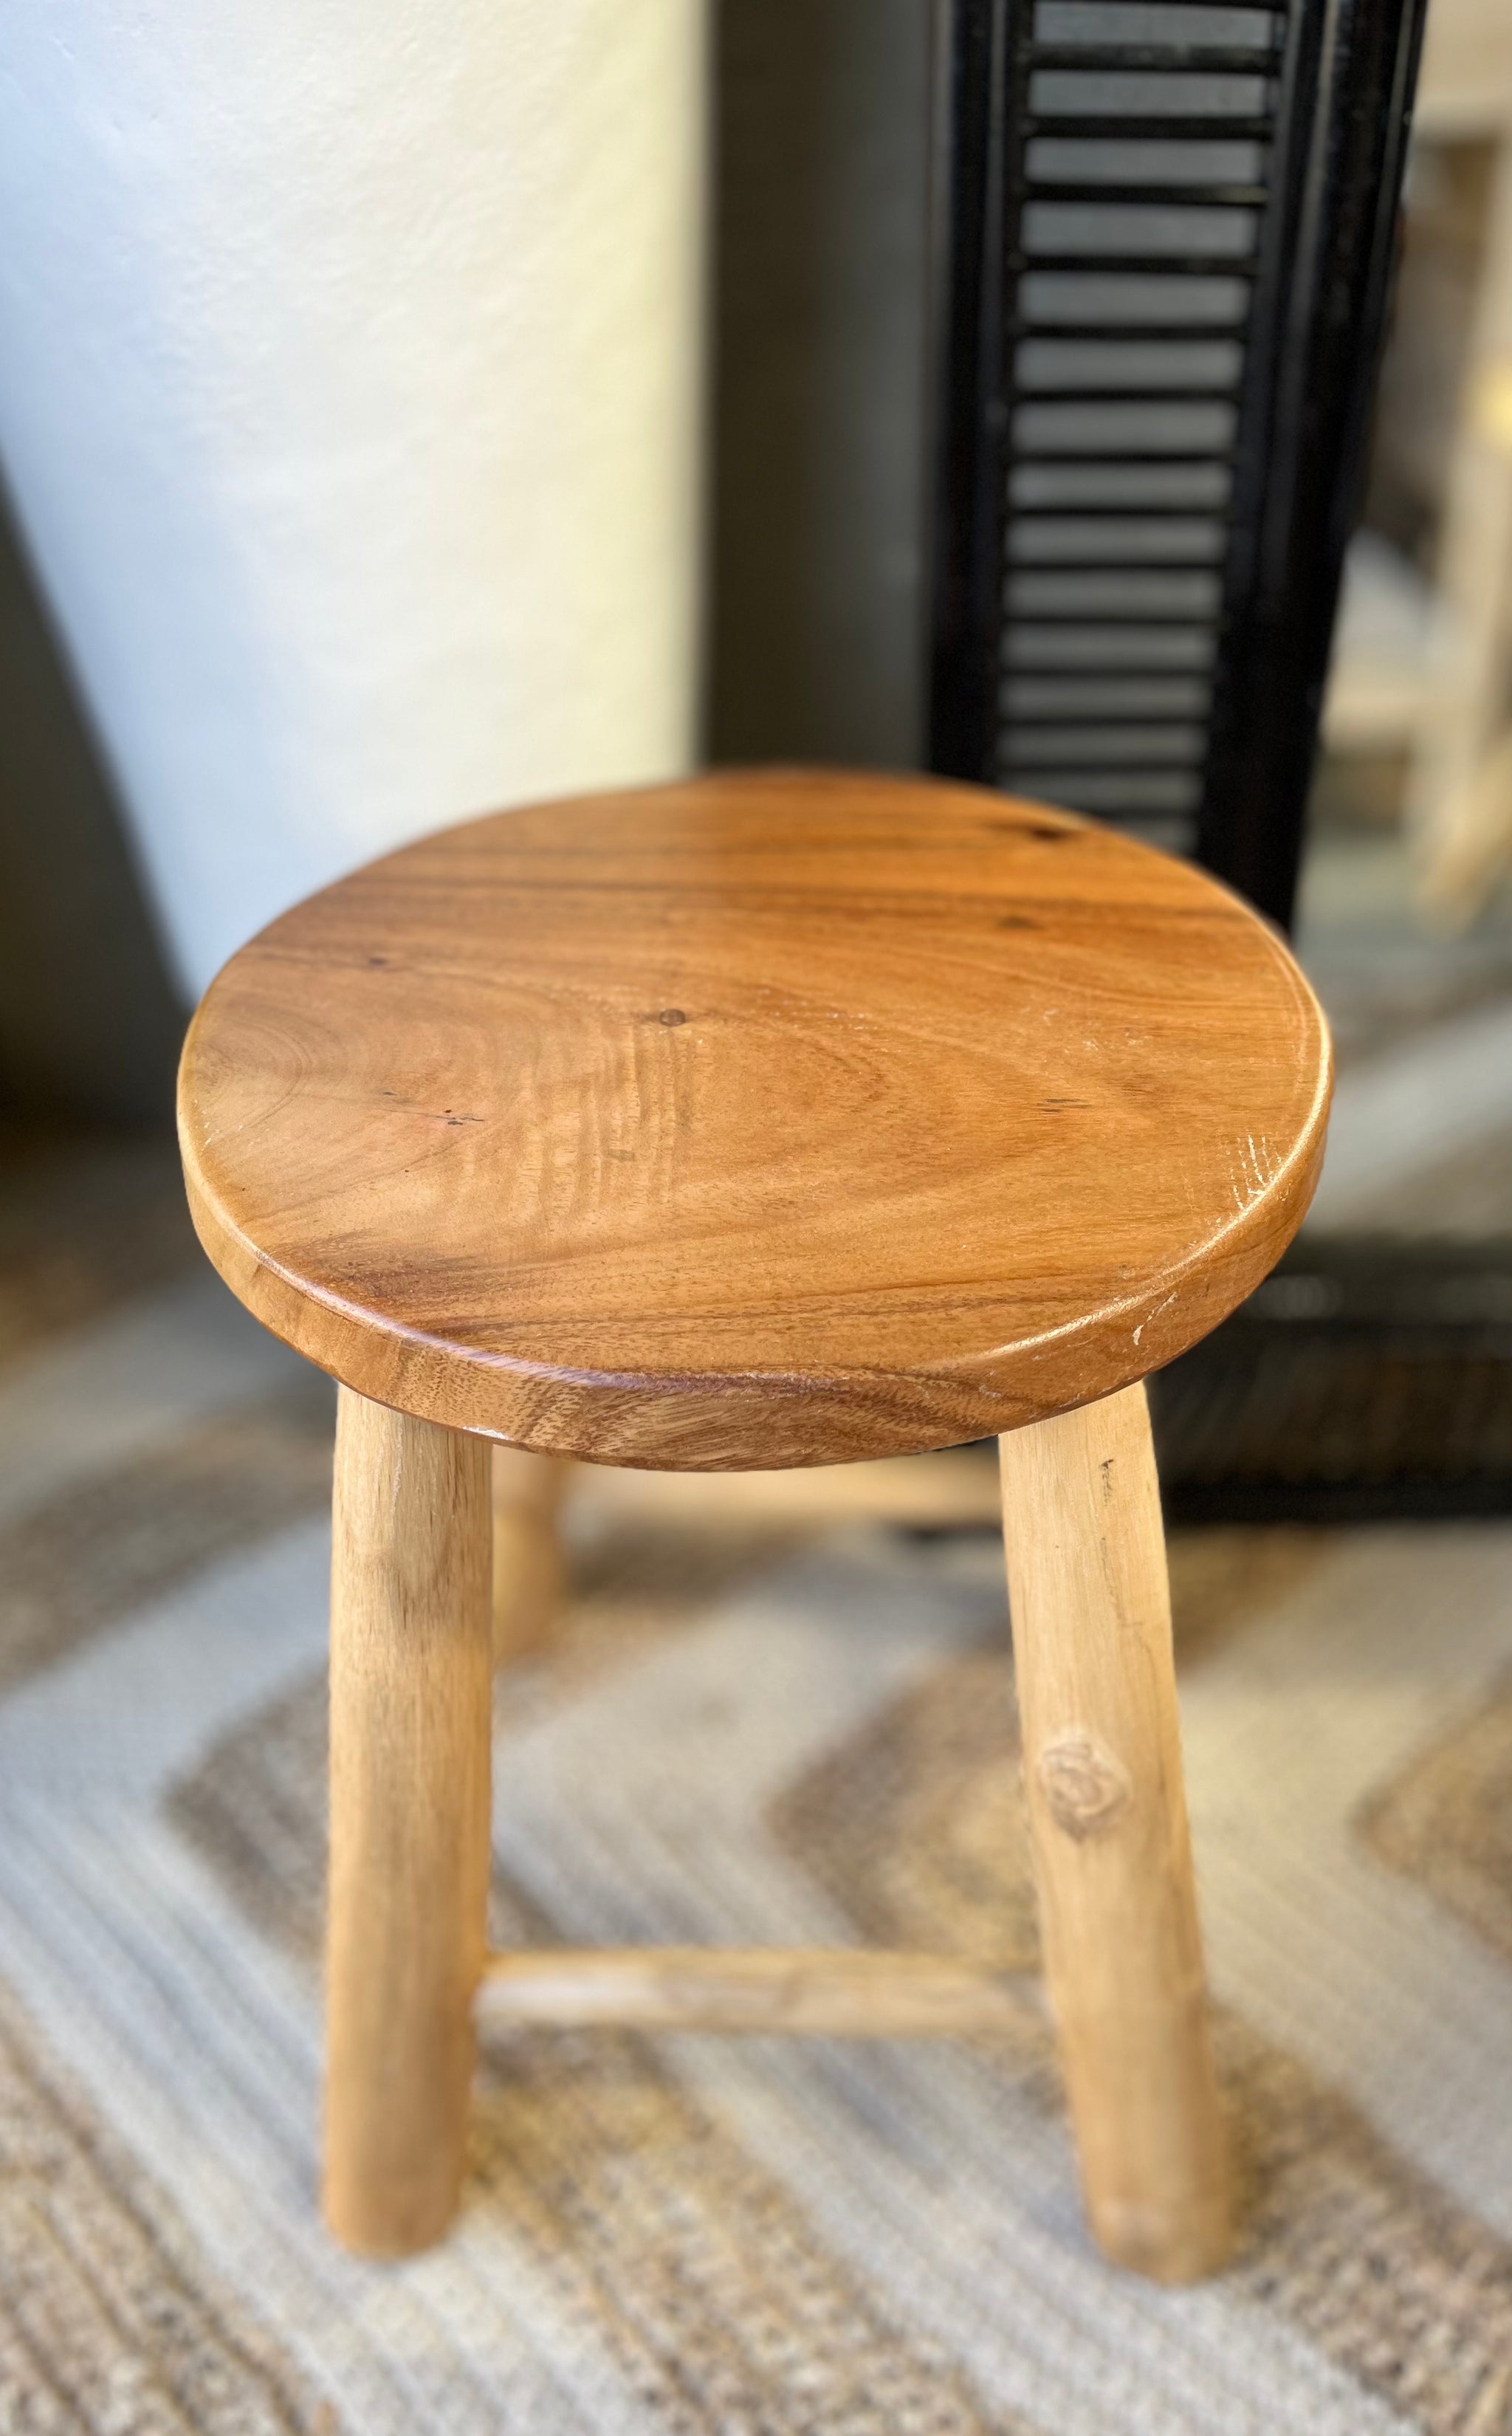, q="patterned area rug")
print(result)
[2,1131,1512,2435]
